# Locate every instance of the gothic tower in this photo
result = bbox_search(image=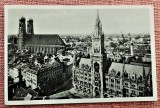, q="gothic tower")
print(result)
[27,18,34,35]
[91,10,105,98]
[18,17,26,50]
